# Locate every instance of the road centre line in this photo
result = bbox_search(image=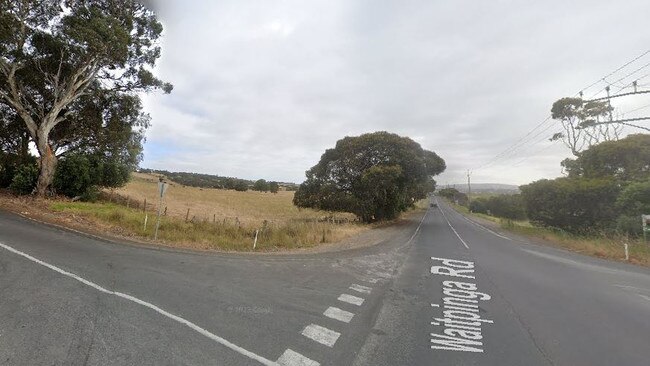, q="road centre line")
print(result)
[324,307,354,323]
[437,206,470,249]
[301,324,341,347]
[0,241,277,366]
[338,294,365,306]
[277,349,320,366]
[349,284,372,294]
